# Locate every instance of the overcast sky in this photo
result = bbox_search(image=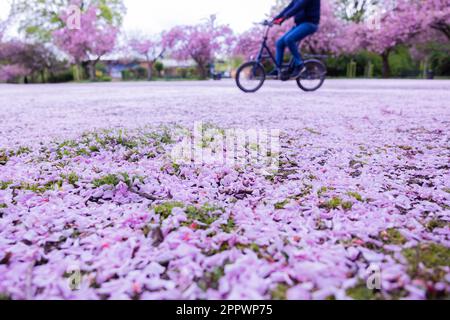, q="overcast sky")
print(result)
[124,0,274,34]
[0,0,275,34]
